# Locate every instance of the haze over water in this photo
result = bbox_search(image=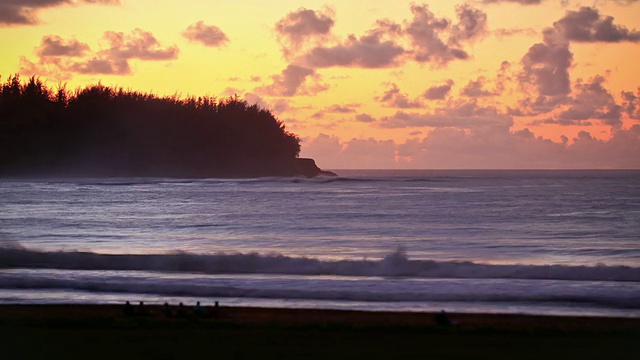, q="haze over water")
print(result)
[1,170,639,317]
